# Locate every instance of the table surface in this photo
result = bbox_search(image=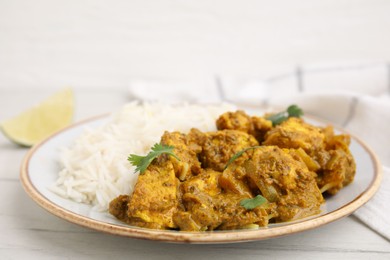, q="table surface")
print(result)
[0,88,389,260]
